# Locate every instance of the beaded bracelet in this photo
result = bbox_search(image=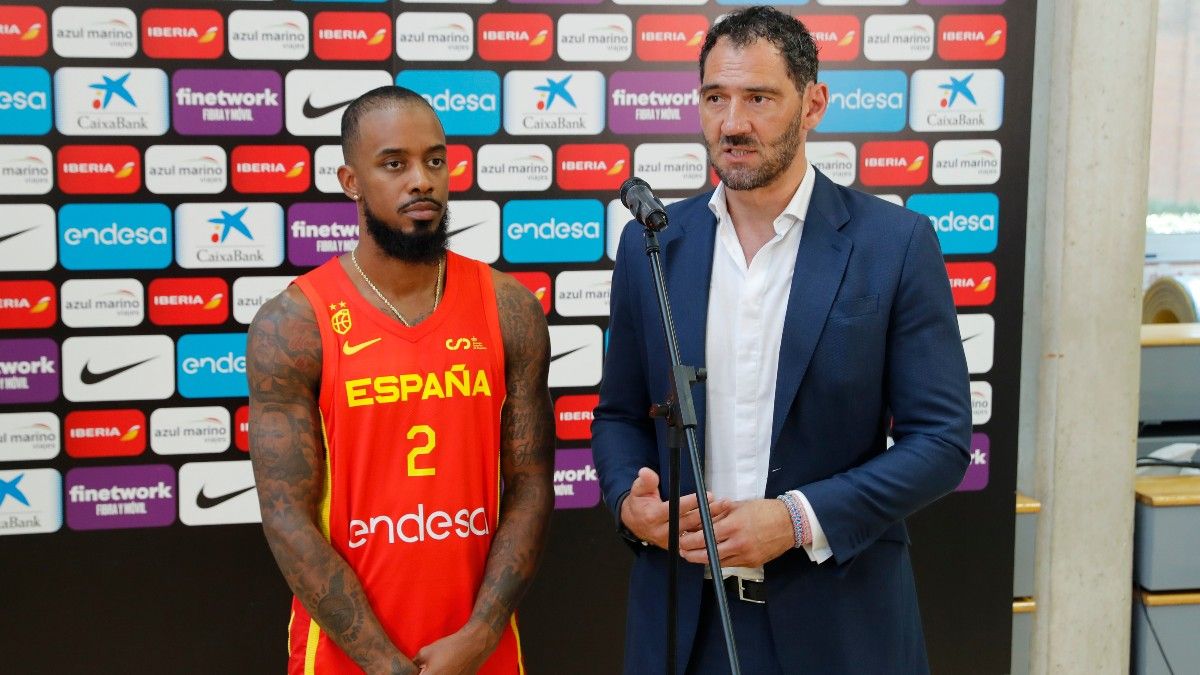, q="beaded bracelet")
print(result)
[787,490,812,547]
[776,492,805,549]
